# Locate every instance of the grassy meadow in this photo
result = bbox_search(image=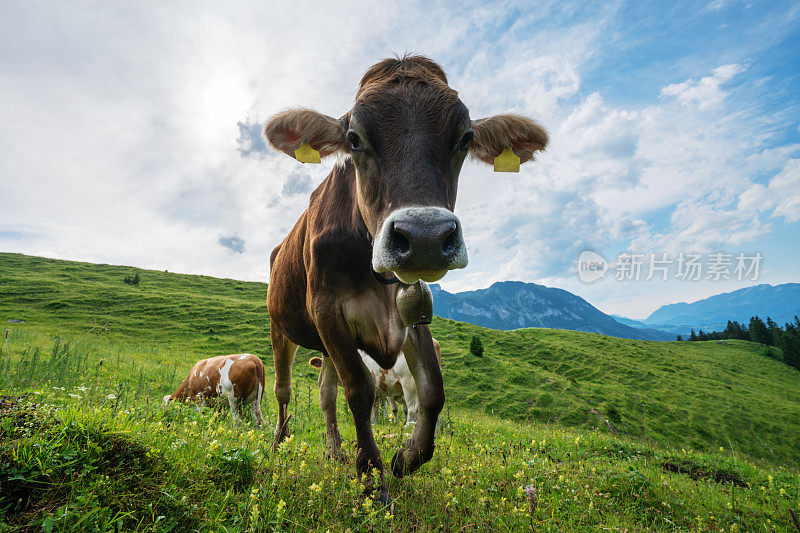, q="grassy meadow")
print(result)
[1,252,799,531]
